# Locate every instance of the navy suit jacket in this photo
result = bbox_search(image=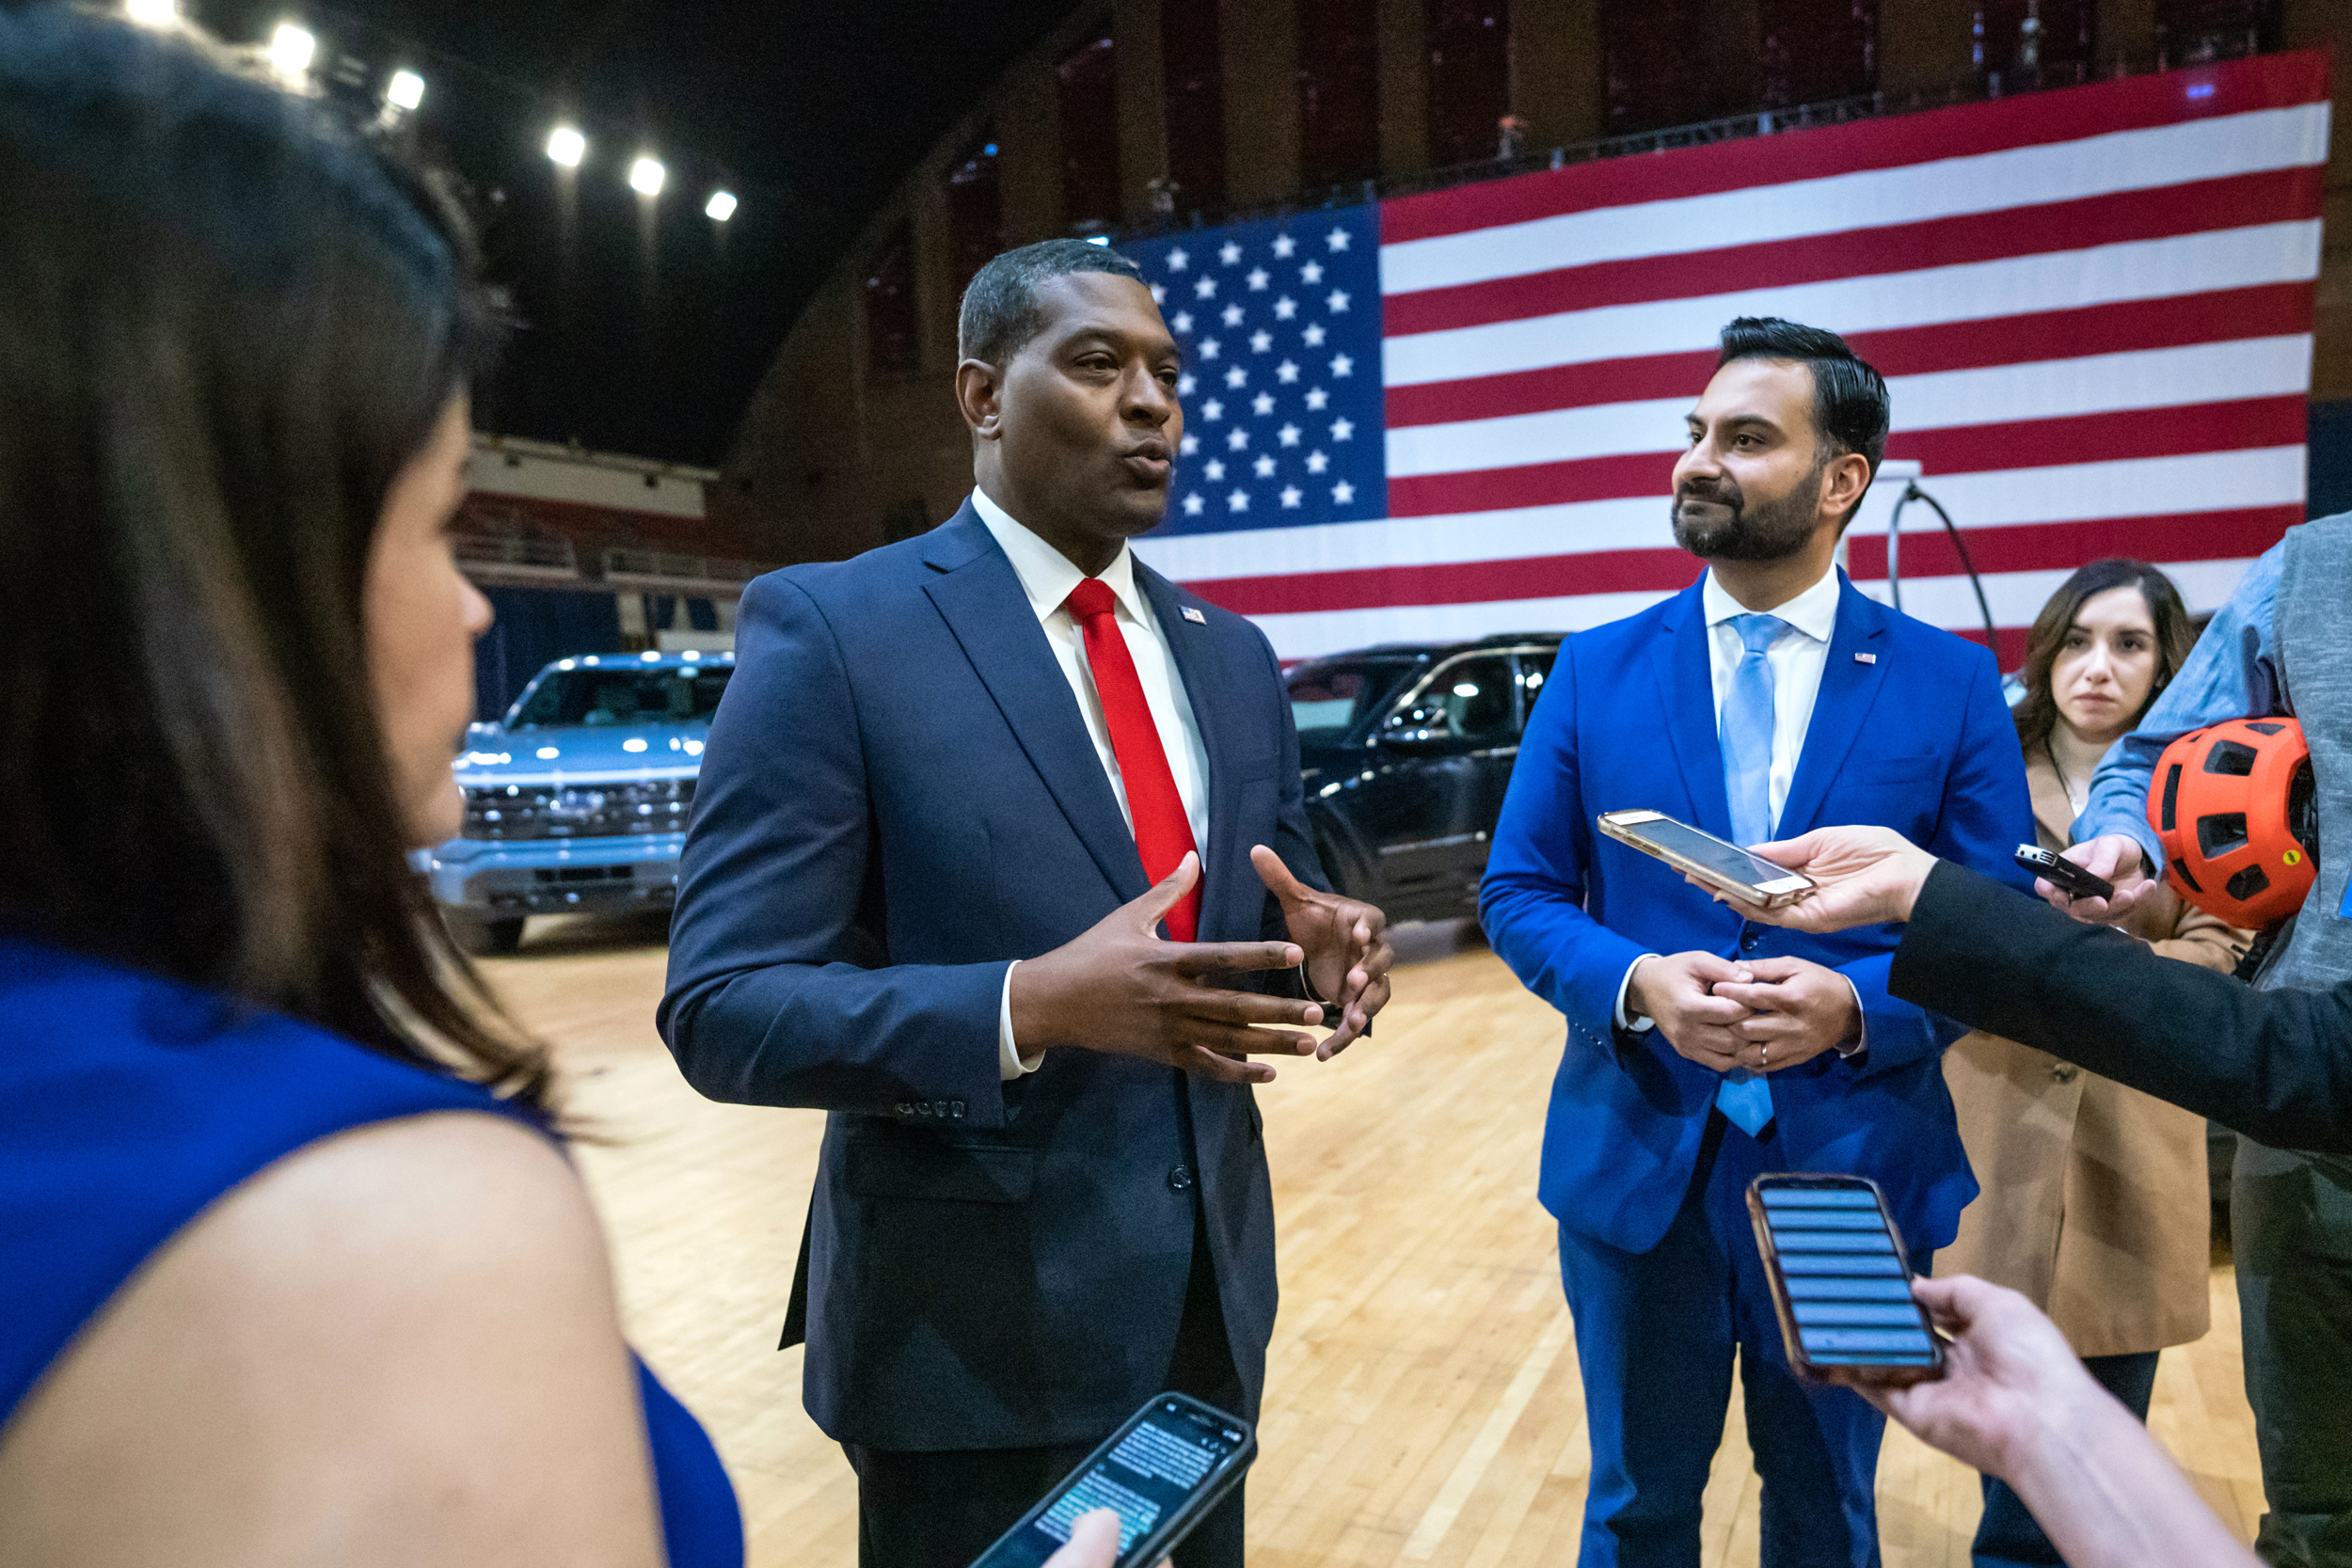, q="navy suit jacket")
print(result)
[658,503,1326,1451]
[1479,572,2034,1257]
